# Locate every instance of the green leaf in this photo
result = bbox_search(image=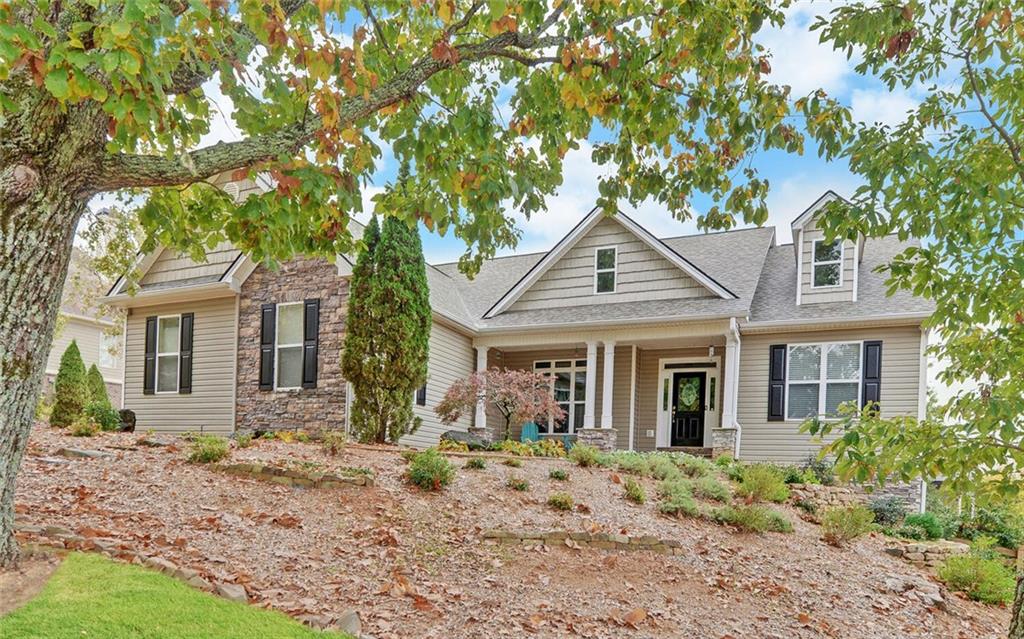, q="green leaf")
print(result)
[44,68,69,99]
